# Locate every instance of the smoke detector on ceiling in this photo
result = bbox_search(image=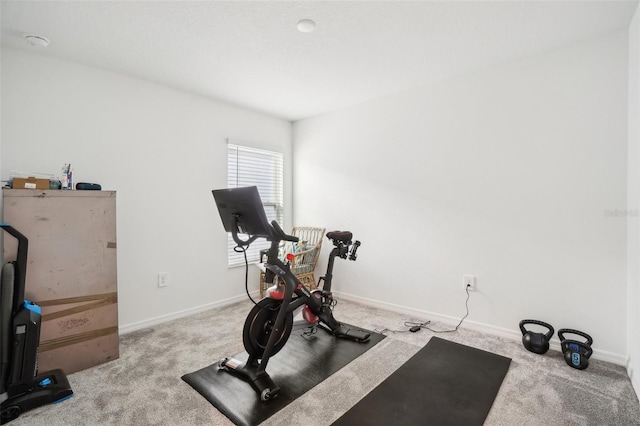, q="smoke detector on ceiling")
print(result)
[297,19,316,33]
[23,34,51,48]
